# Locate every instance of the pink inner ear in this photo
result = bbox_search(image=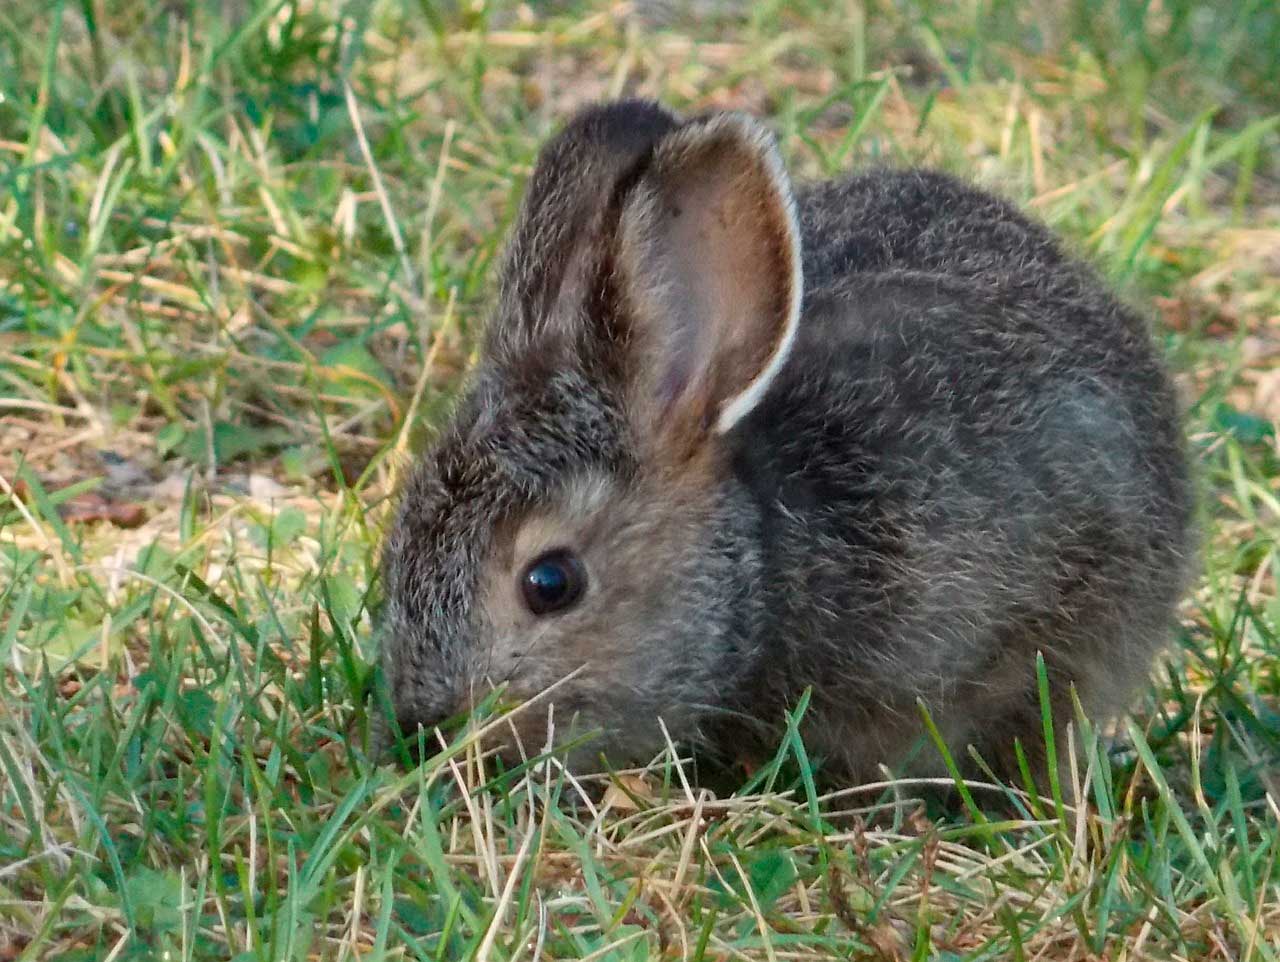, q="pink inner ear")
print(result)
[615,115,800,451]
[650,148,795,425]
